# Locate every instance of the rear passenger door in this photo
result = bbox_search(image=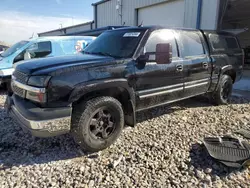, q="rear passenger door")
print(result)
[175,30,212,96]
